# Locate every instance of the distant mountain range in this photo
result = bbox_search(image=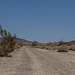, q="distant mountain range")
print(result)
[0,37,75,45]
[14,38,32,44]
[65,41,75,45]
[0,37,32,44]
[47,41,75,45]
